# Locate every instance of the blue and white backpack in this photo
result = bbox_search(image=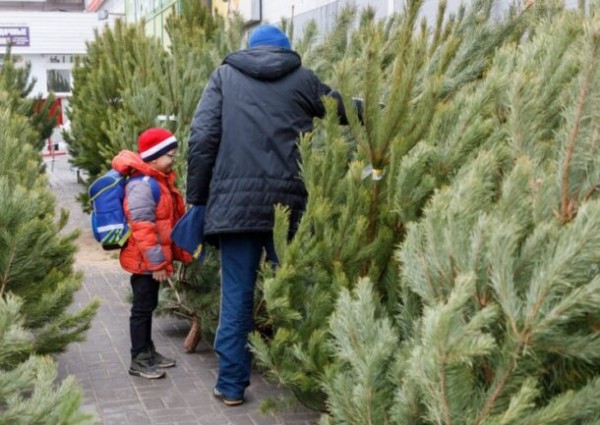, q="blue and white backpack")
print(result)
[89,169,160,250]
